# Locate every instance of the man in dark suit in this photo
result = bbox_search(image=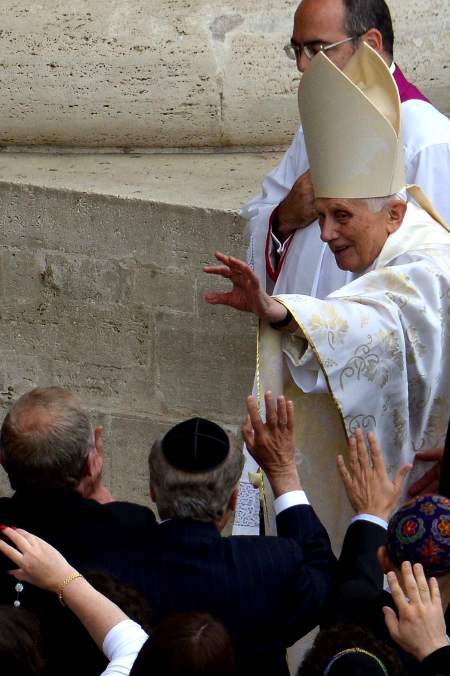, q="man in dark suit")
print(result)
[0,386,156,676]
[89,391,337,676]
[329,430,450,675]
[0,387,156,568]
